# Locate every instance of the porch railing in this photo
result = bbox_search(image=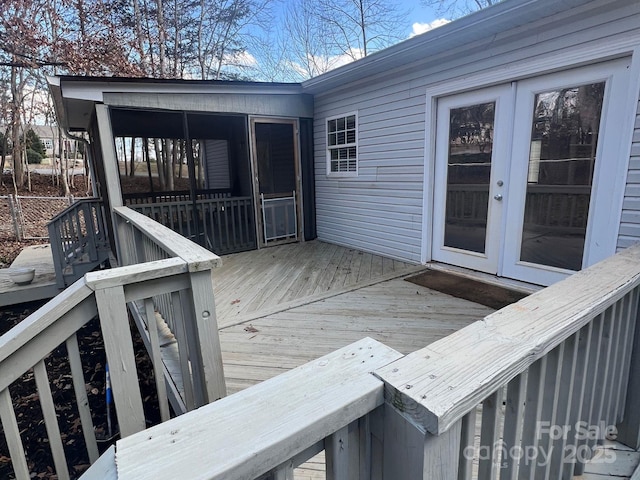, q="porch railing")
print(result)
[82,243,640,479]
[376,242,640,479]
[123,189,232,205]
[112,206,226,413]
[47,198,111,288]
[129,196,256,255]
[0,255,223,480]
